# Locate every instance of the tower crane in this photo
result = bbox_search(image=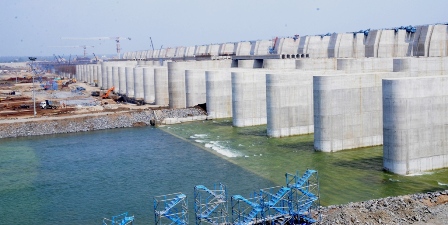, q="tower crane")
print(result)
[48,45,94,57]
[61,37,131,59]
